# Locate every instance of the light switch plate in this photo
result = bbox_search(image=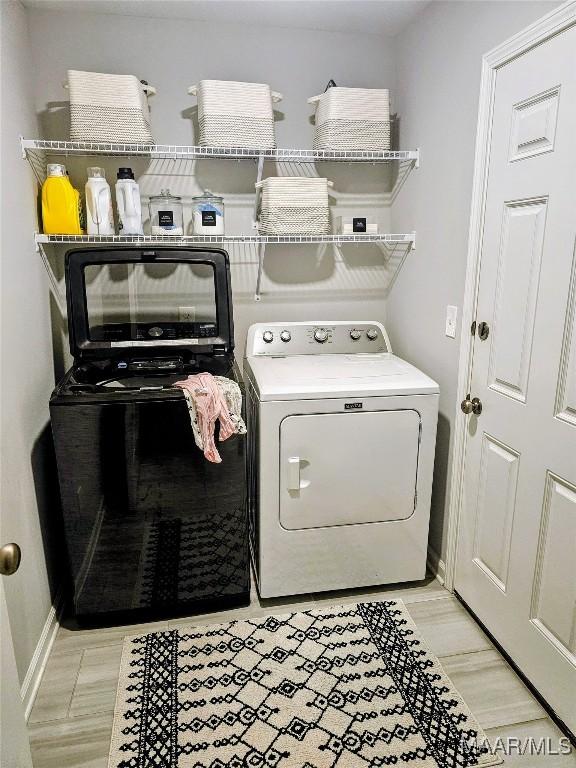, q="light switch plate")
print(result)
[445,305,458,338]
